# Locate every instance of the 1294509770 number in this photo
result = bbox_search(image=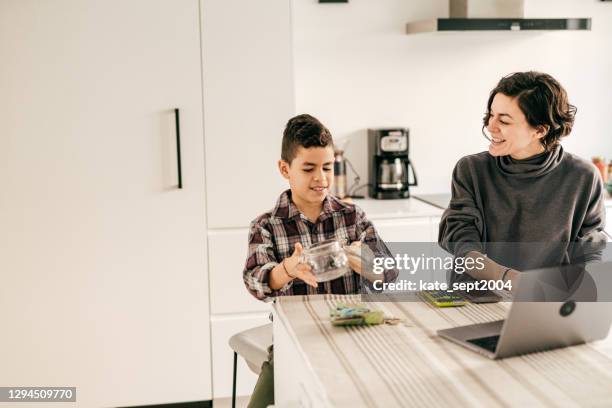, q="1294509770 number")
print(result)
[0,387,76,402]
